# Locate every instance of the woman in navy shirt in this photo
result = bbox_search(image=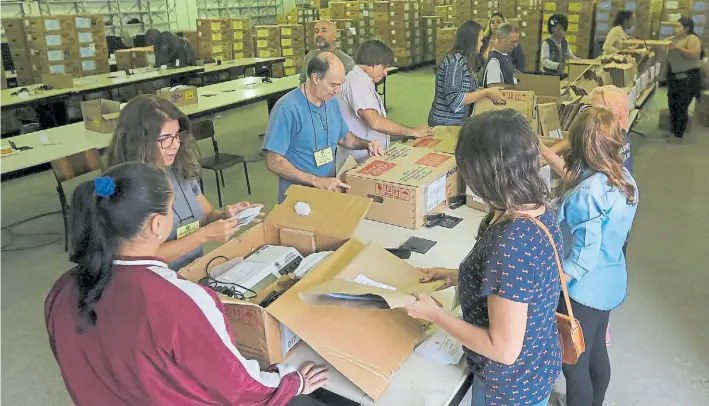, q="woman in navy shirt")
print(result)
[406,110,563,406]
[428,20,504,126]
